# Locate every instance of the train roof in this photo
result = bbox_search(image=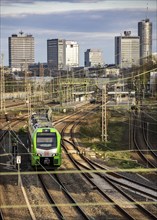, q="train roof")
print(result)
[30,113,53,130]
